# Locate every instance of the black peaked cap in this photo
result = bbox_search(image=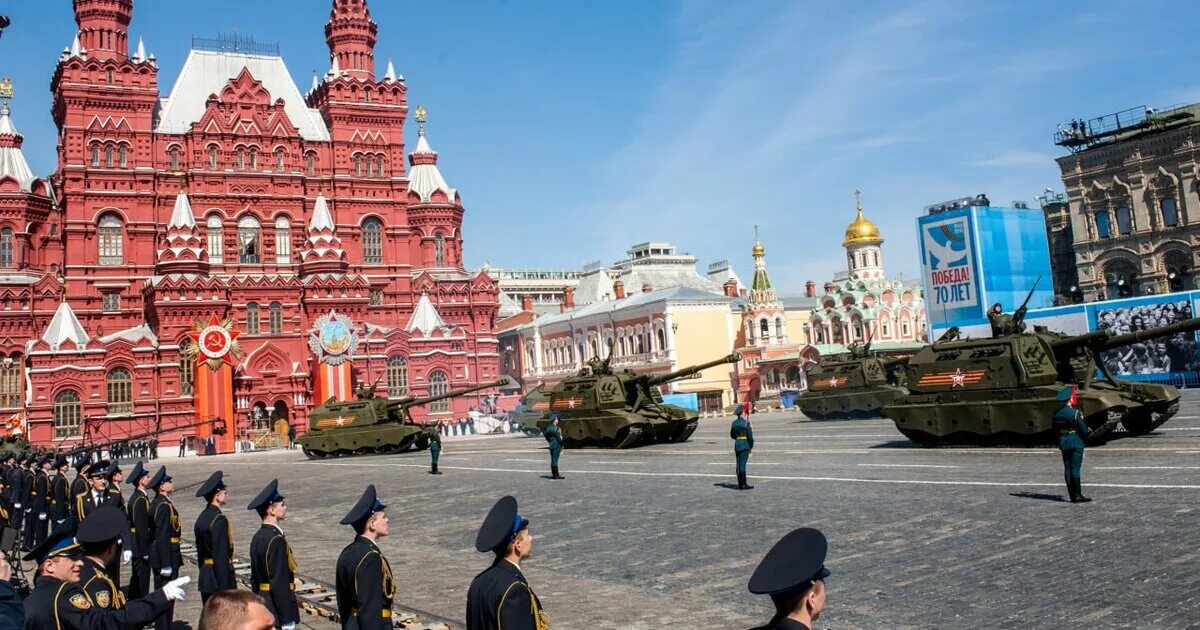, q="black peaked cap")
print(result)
[247,479,283,512]
[76,506,128,544]
[475,495,528,553]
[126,461,147,486]
[748,527,831,595]
[196,470,226,498]
[340,484,386,526]
[148,465,170,490]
